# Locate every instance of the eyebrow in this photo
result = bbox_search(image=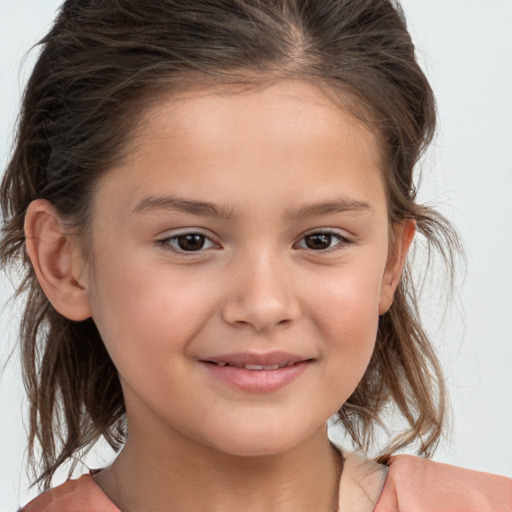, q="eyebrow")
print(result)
[132,195,237,220]
[284,197,373,220]
[131,194,372,220]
